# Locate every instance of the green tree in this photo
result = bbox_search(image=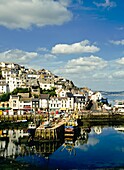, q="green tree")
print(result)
[0,93,10,102]
[42,87,56,97]
[11,88,30,95]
